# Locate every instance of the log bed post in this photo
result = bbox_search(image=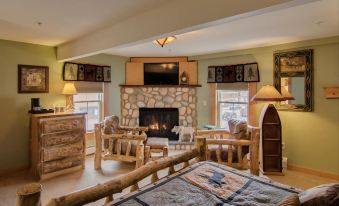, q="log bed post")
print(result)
[94,124,102,170]
[16,183,42,206]
[249,126,260,176]
[195,136,206,162]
